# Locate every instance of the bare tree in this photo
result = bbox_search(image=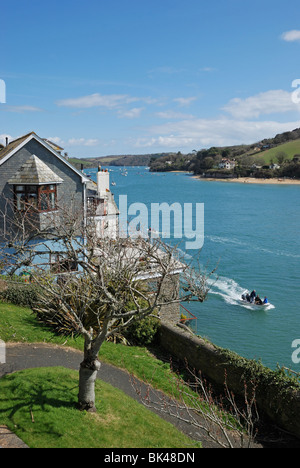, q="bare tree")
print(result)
[131,364,259,448]
[0,202,212,412]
